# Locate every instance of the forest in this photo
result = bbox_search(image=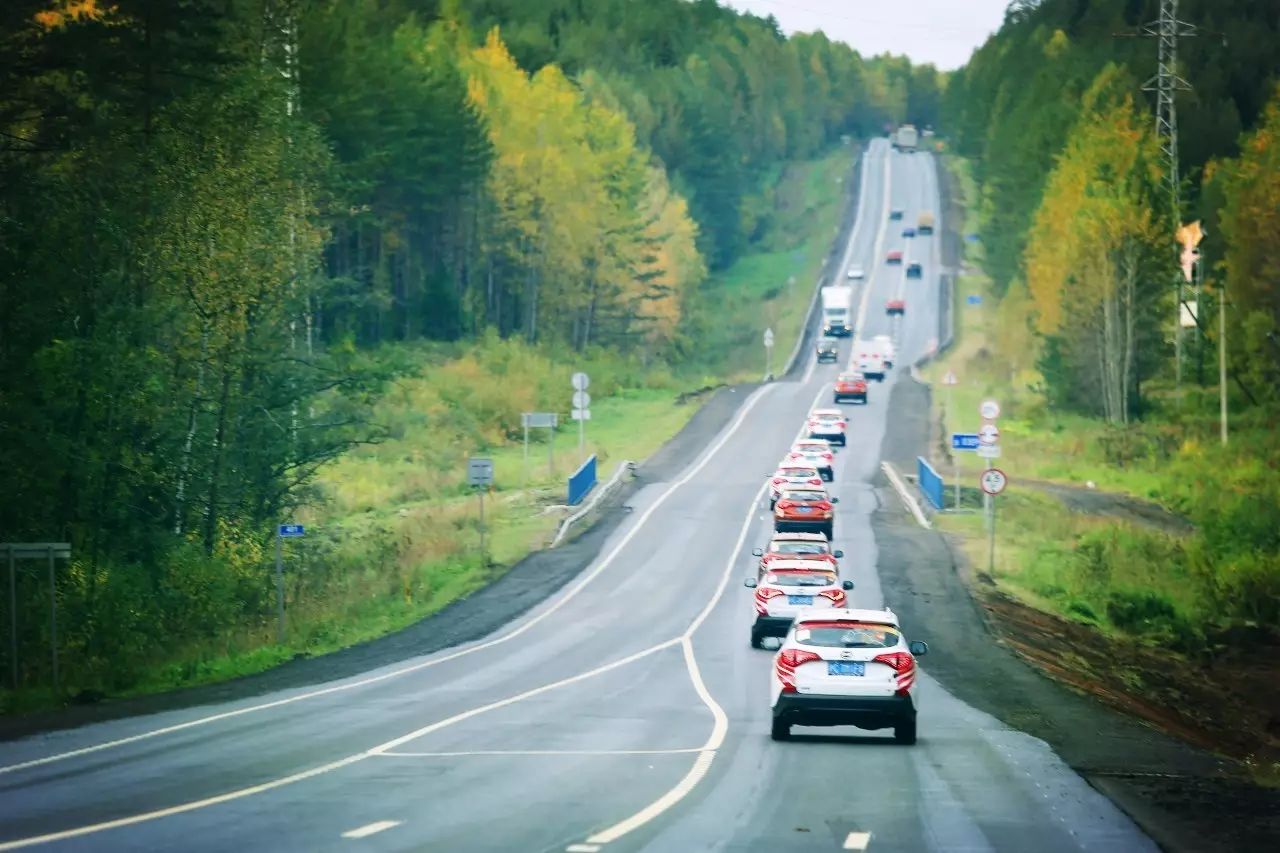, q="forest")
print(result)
[0,0,941,699]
